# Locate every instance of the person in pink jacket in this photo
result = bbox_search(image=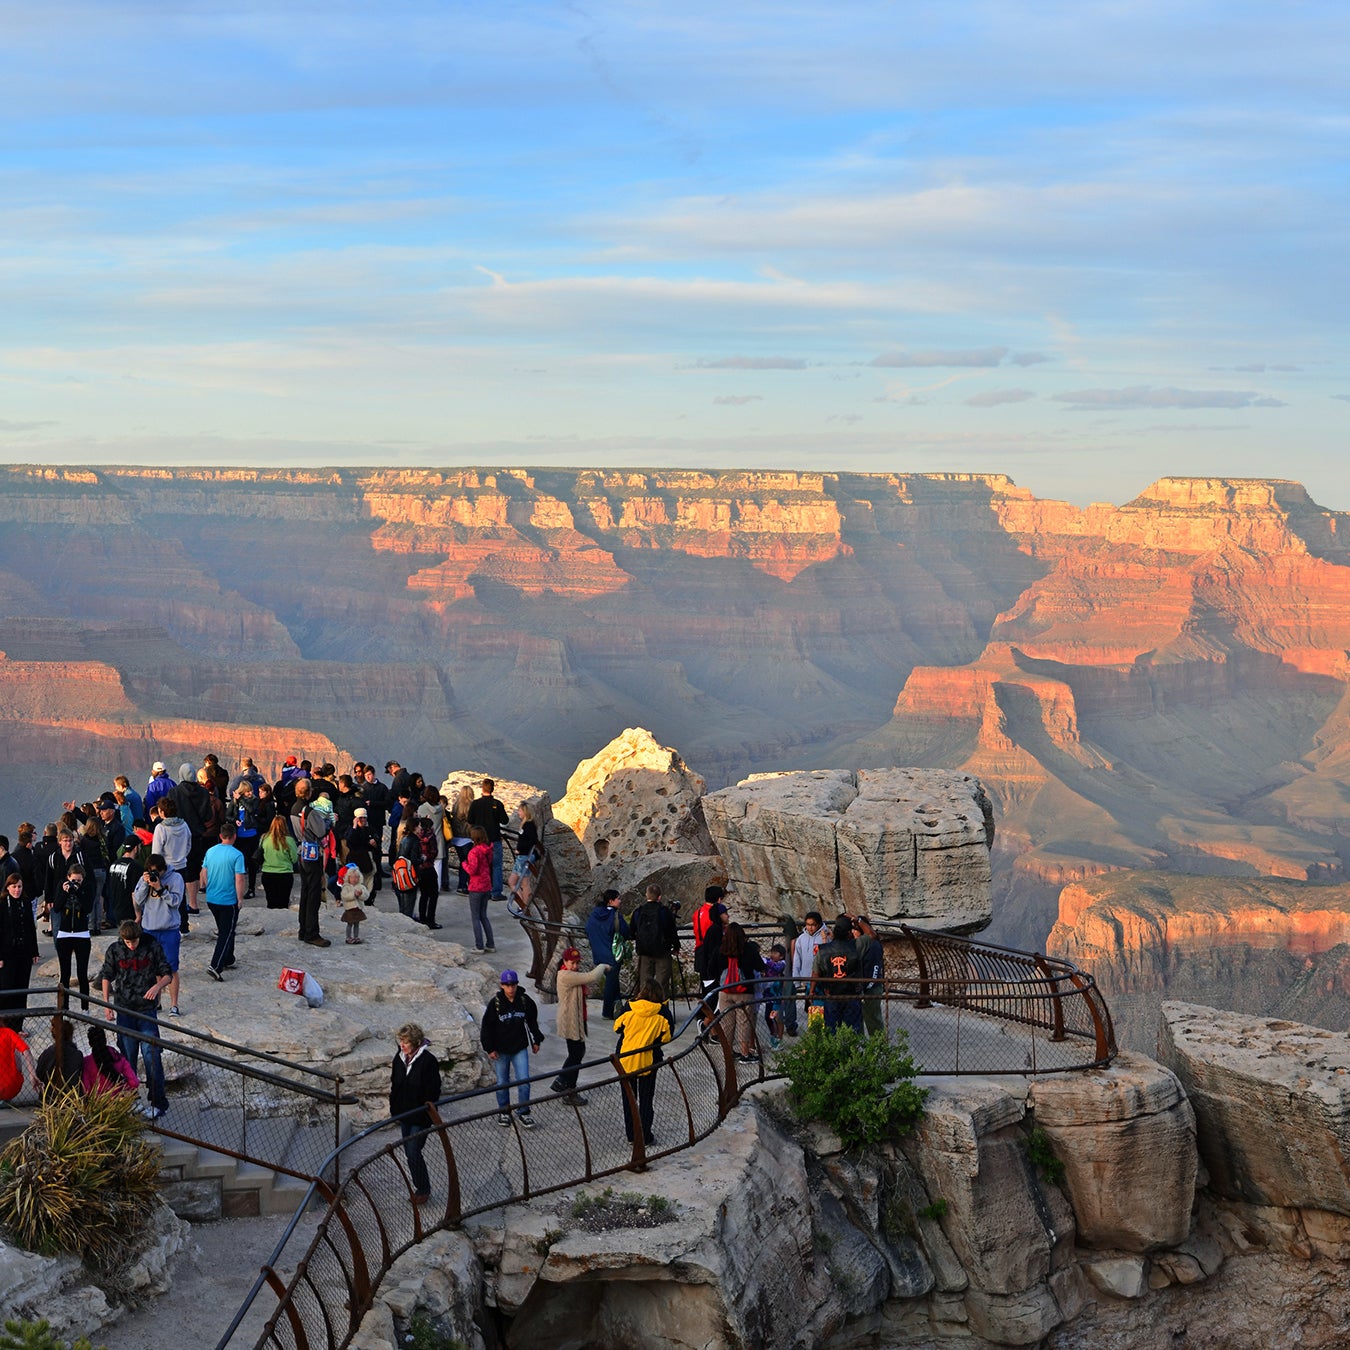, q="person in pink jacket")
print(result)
[463,827,495,953]
[81,1023,139,1095]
